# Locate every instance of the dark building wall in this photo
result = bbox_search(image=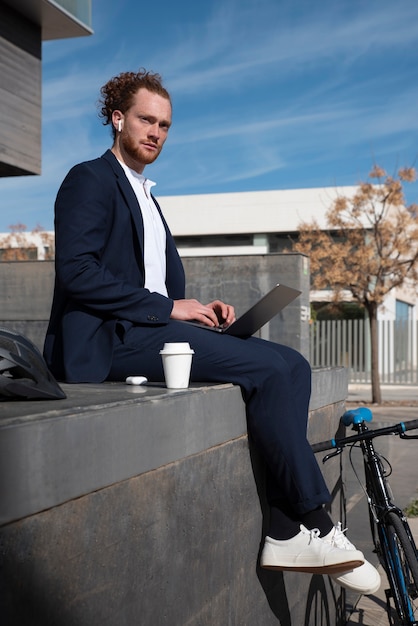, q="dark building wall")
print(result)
[0,3,42,176]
